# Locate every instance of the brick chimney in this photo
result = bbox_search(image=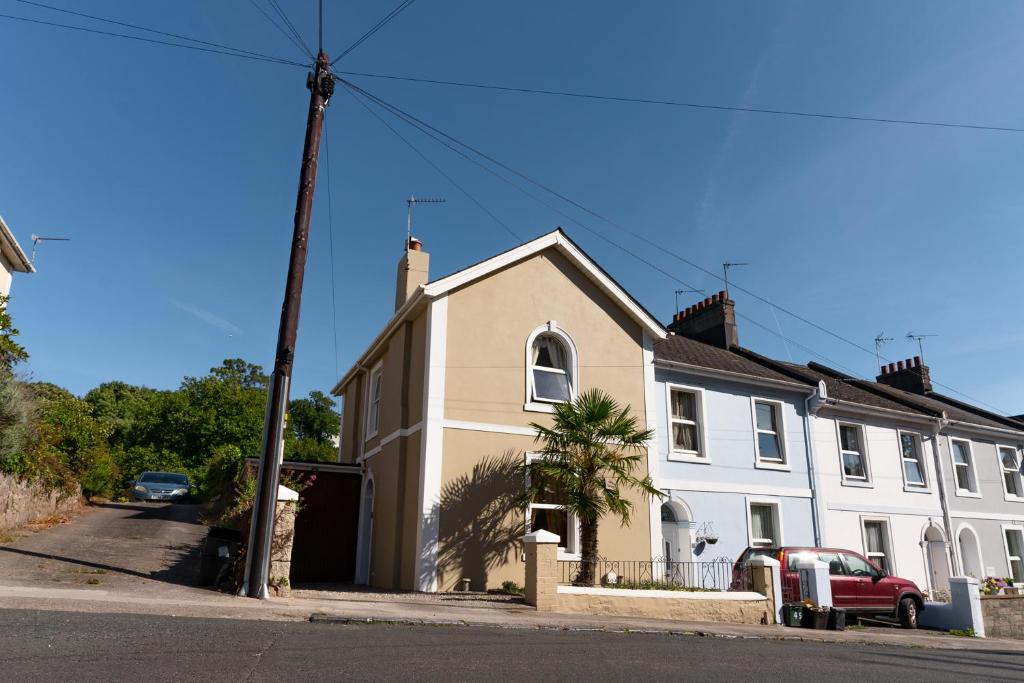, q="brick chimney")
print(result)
[394,237,429,311]
[668,290,739,349]
[876,355,932,395]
